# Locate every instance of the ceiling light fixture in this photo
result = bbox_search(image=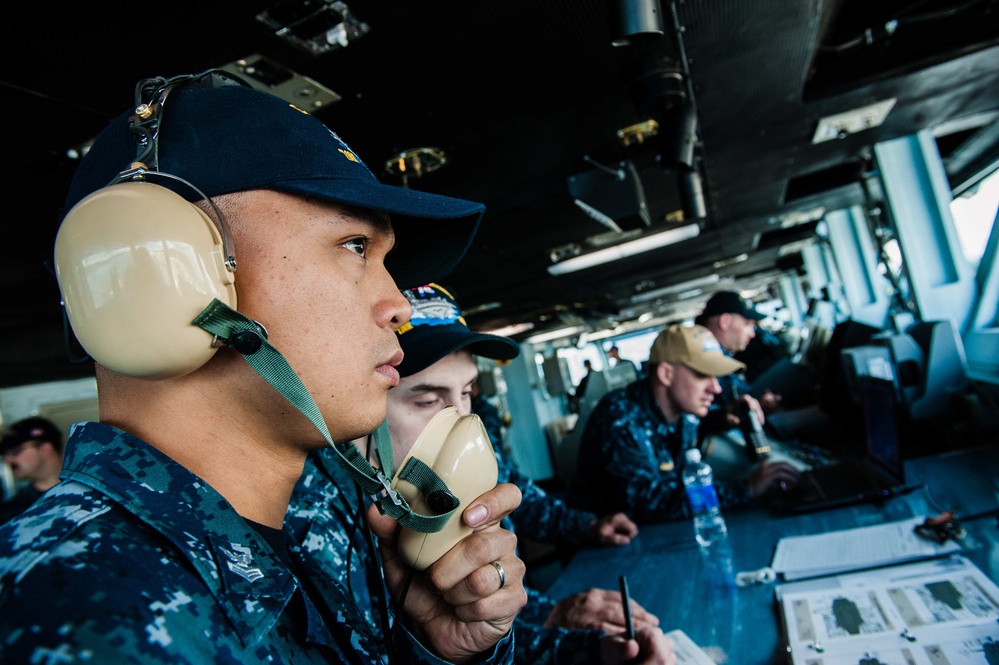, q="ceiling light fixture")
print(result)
[257,0,370,56]
[573,199,624,233]
[712,253,749,269]
[676,287,706,300]
[482,322,534,337]
[629,273,721,304]
[524,325,586,345]
[776,206,826,228]
[812,99,896,144]
[778,239,815,256]
[547,224,700,276]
